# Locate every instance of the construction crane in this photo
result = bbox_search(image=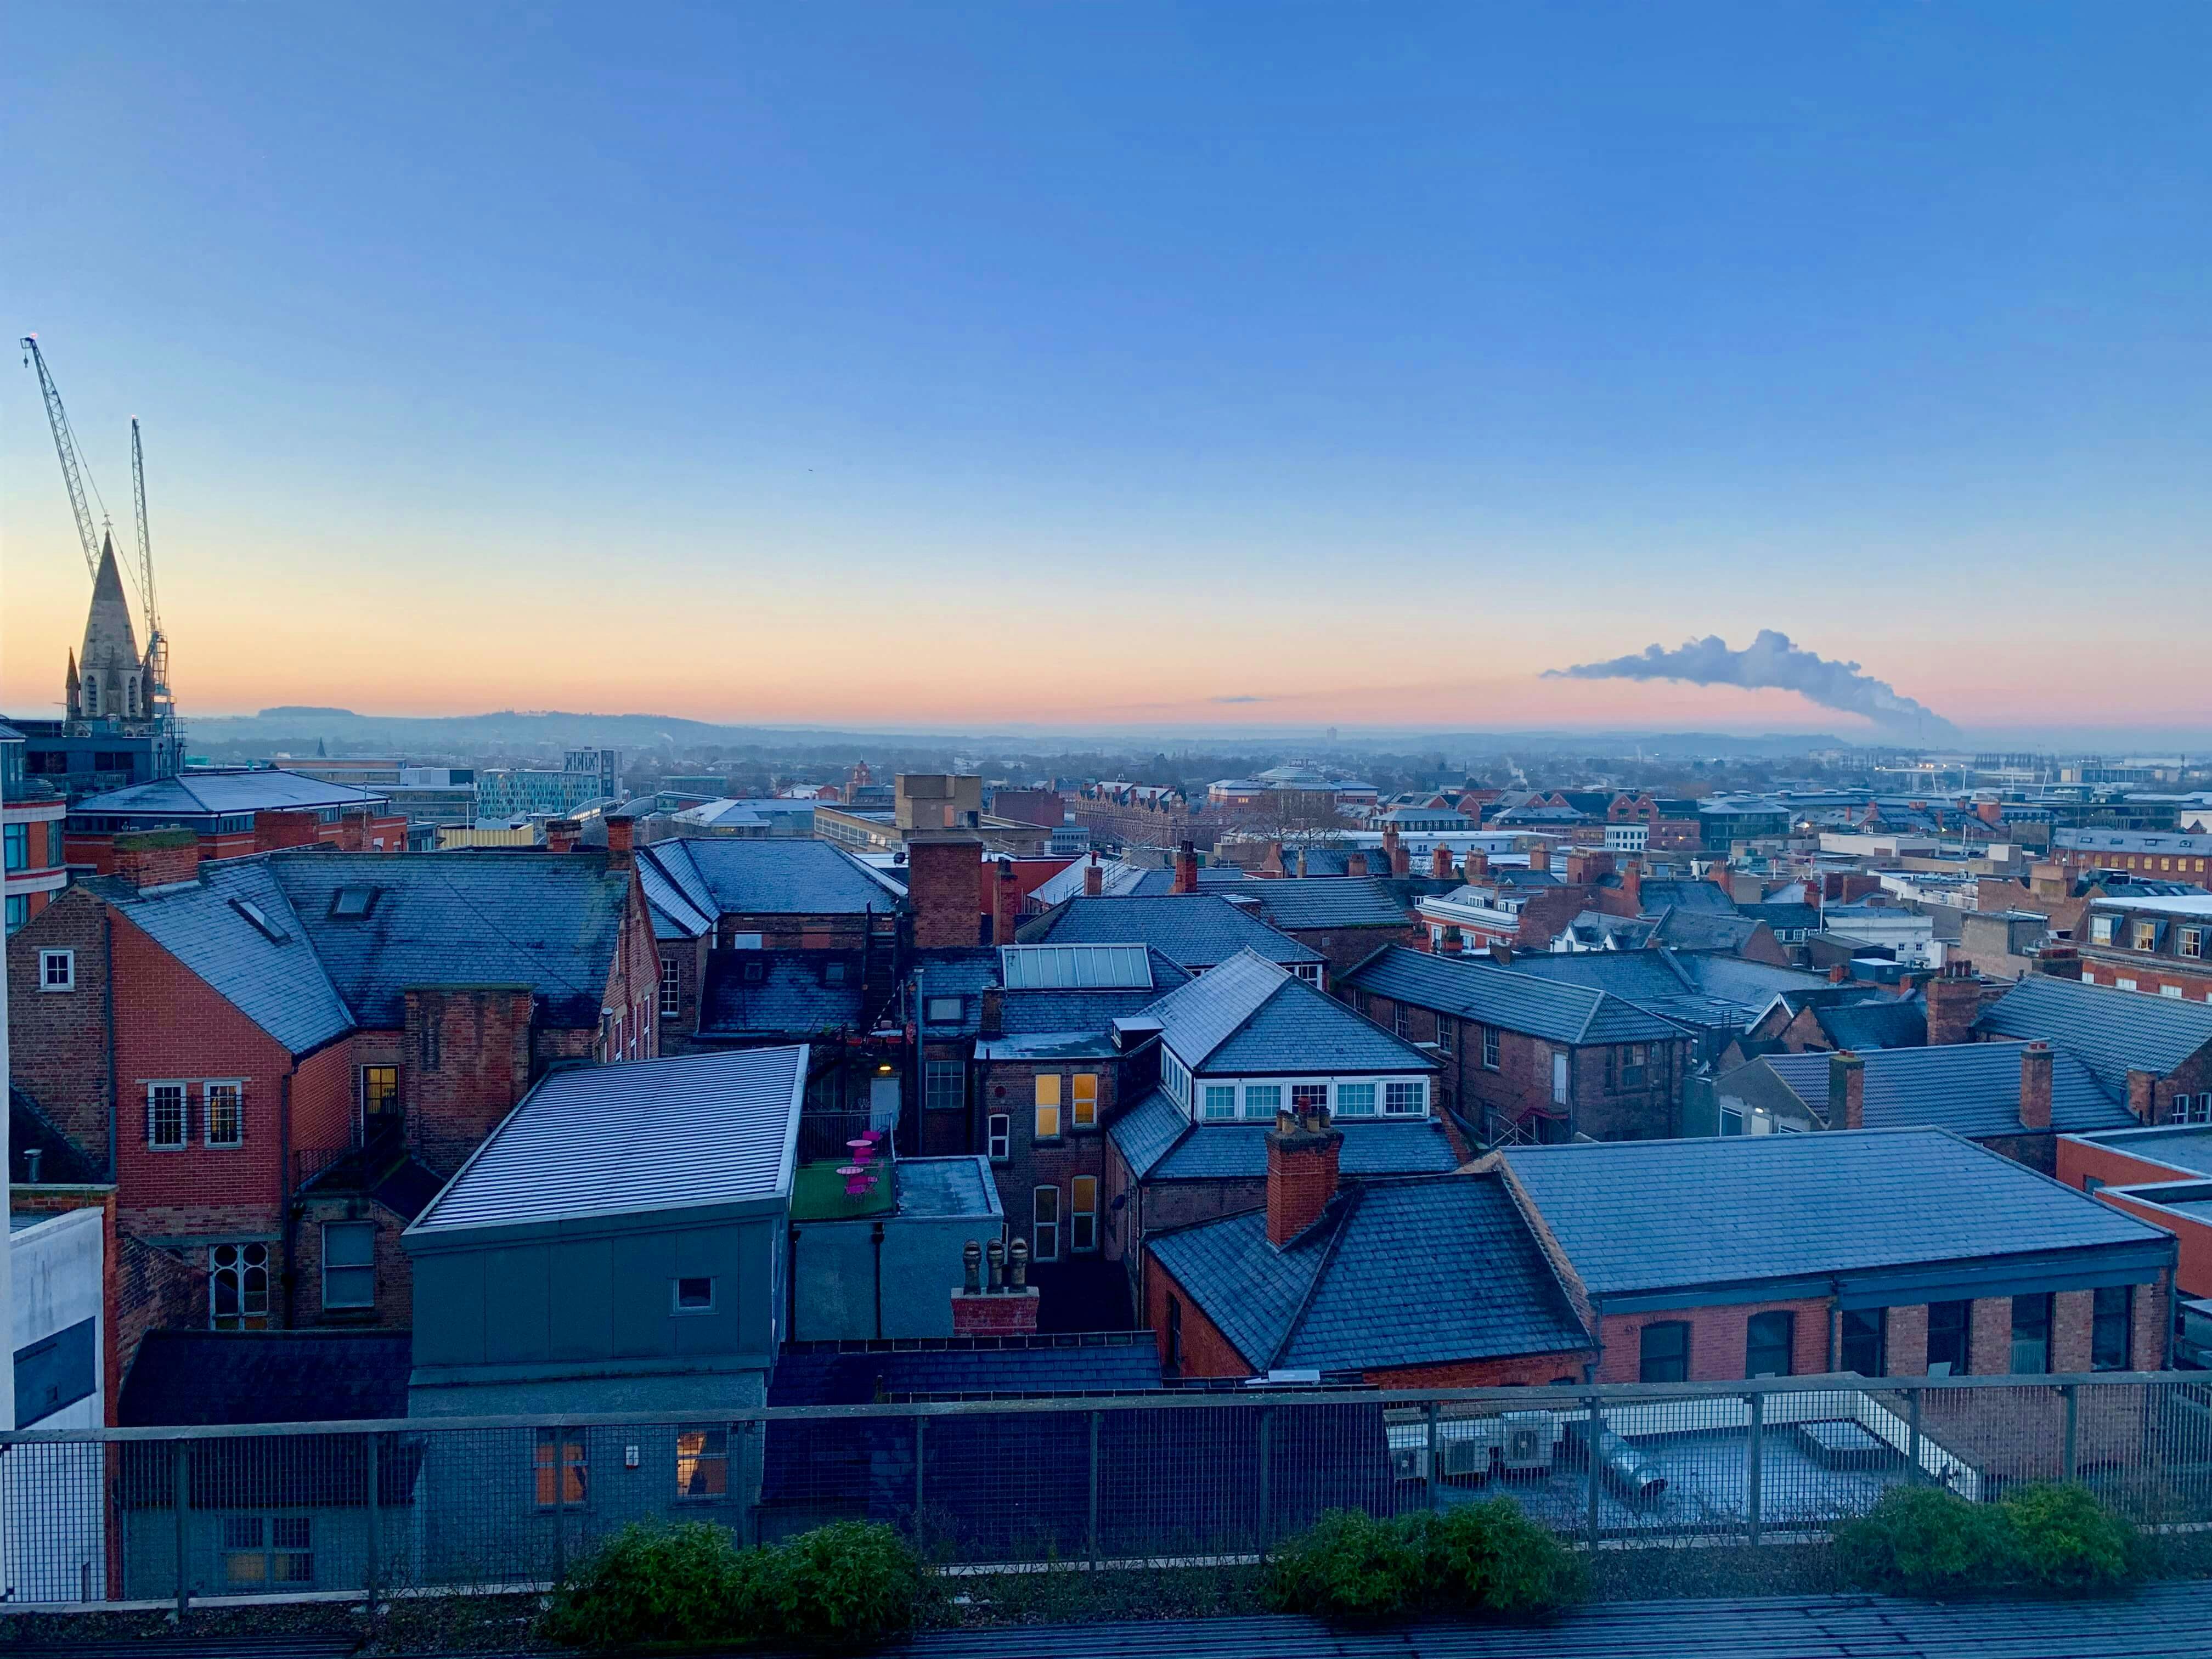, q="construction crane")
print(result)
[19,334,113,585]
[132,417,170,713]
